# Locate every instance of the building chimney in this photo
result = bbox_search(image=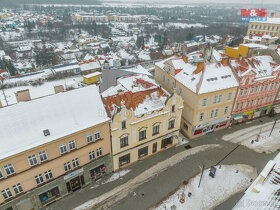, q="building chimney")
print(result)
[221,57,230,65]
[194,60,204,74]
[54,85,64,94]
[182,55,188,63]
[15,89,31,102]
